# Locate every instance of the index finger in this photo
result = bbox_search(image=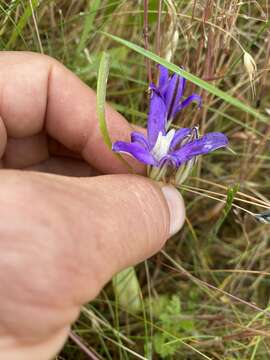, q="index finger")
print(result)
[0,51,144,174]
